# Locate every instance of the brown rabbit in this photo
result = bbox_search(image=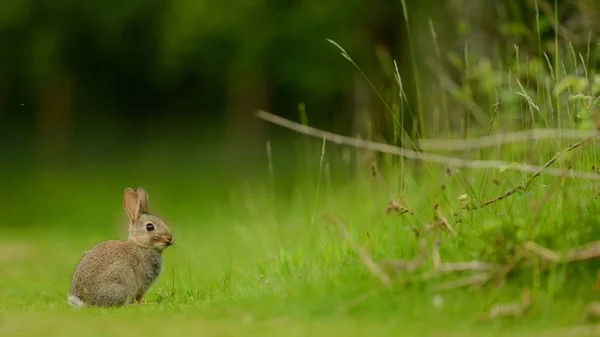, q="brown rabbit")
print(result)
[68,187,173,308]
